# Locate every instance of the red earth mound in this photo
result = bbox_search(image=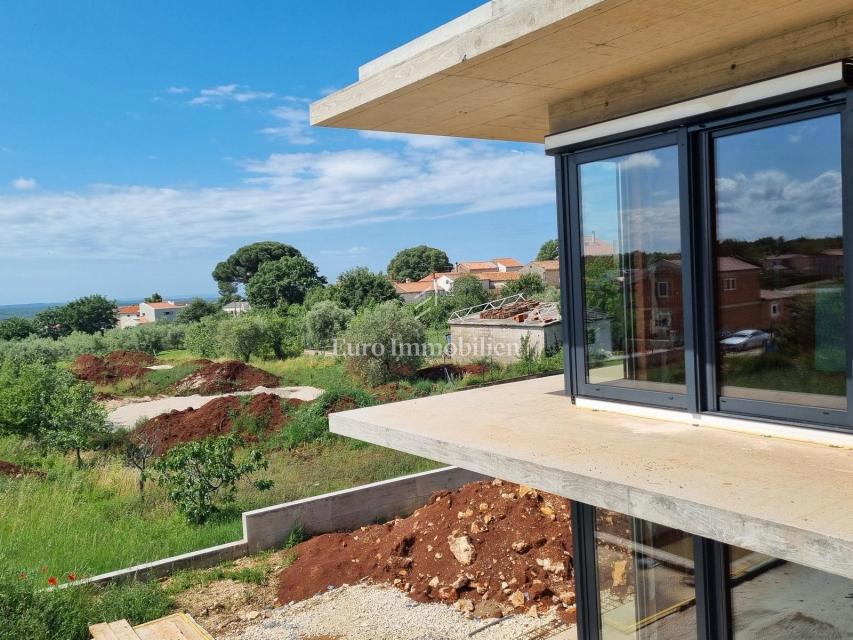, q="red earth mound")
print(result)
[135,393,302,455]
[277,479,577,622]
[0,460,45,479]
[174,361,279,395]
[72,351,156,383]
